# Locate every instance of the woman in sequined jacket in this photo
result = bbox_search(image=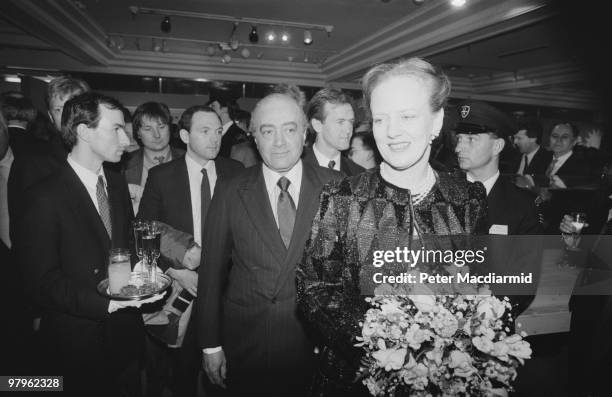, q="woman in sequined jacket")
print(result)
[296,57,488,396]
